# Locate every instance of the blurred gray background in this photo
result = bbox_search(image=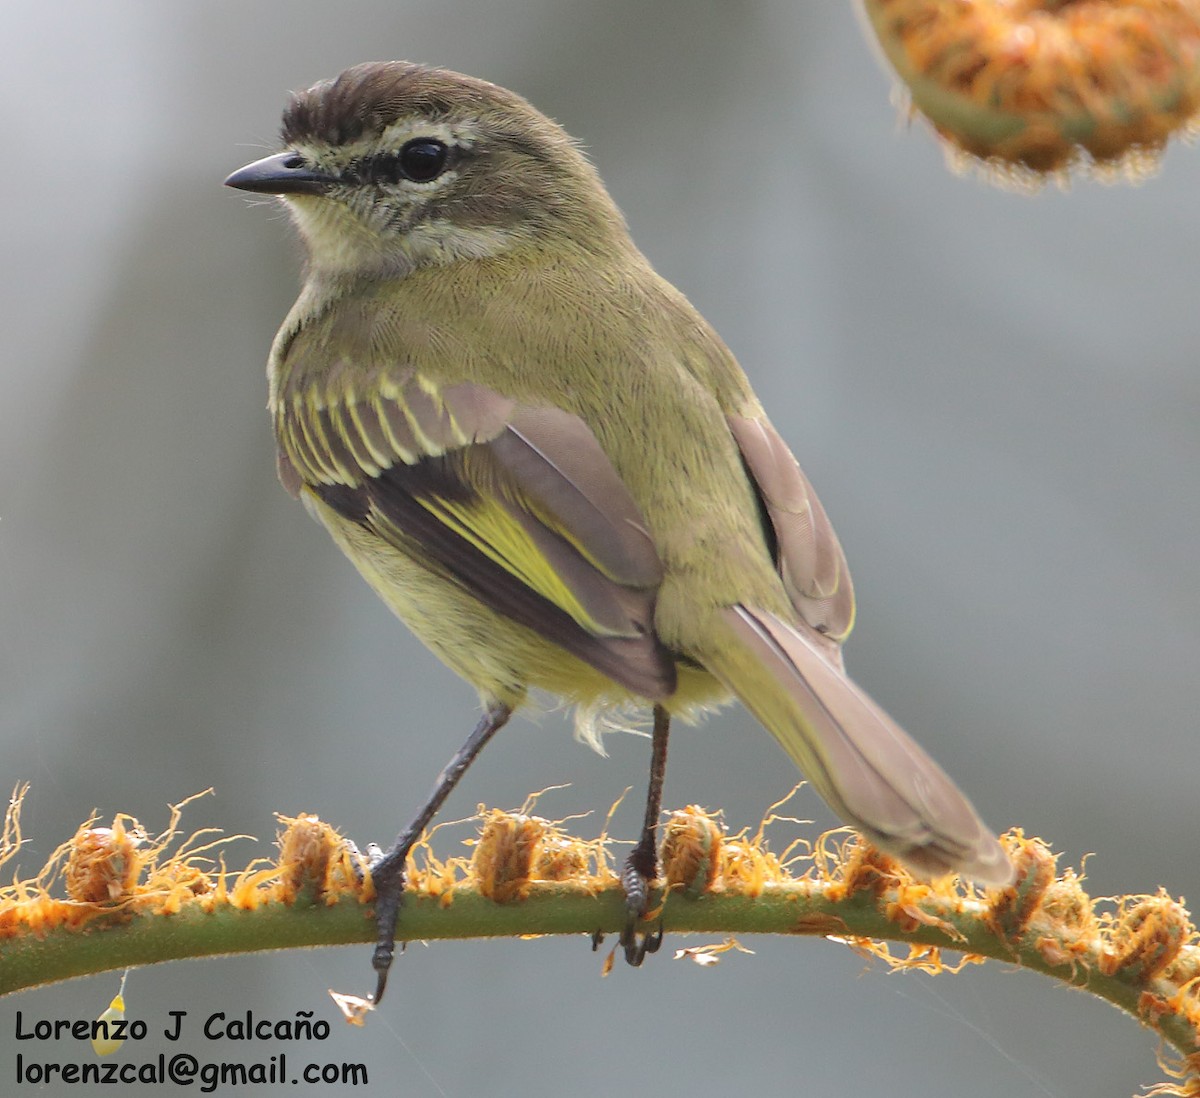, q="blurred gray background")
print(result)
[3,2,1197,1095]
